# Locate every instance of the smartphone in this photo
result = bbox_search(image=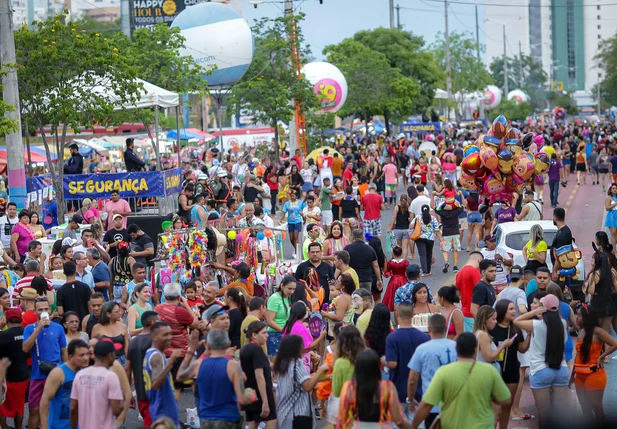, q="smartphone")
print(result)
[510,333,518,342]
